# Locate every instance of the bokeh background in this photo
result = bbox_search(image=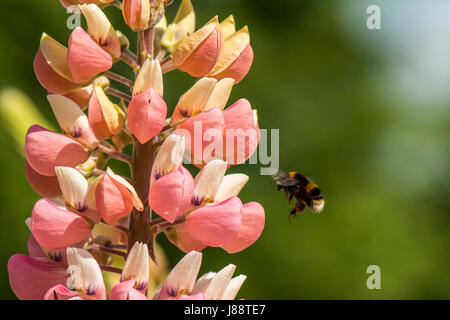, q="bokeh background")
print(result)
[0,0,449,299]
